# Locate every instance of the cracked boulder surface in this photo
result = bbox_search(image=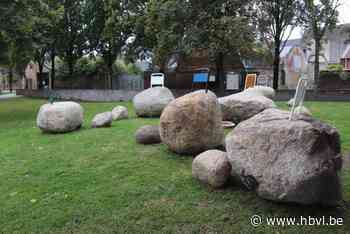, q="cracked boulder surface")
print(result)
[226,108,343,206]
[160,90,224,155]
